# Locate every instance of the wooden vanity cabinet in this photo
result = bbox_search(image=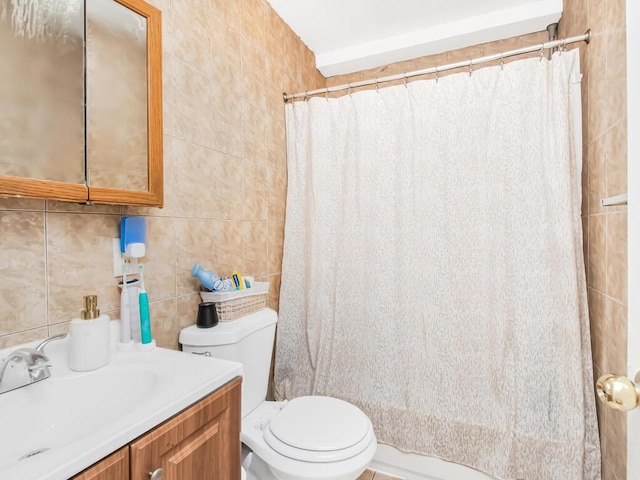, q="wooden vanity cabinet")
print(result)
[72,447,129,480]
[130,377,242,480]
[71,377,241,480]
